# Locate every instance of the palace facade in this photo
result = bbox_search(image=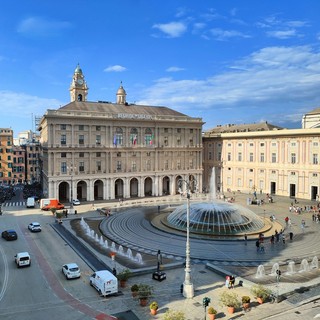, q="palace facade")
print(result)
[38,65,203,201]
